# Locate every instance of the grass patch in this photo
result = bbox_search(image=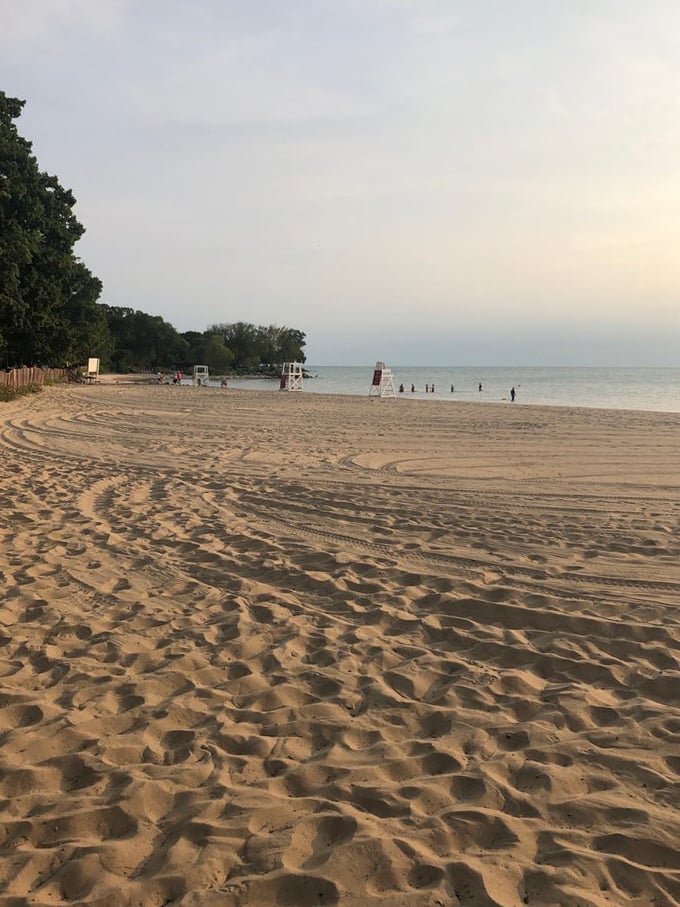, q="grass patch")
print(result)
[0,383,43,403]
